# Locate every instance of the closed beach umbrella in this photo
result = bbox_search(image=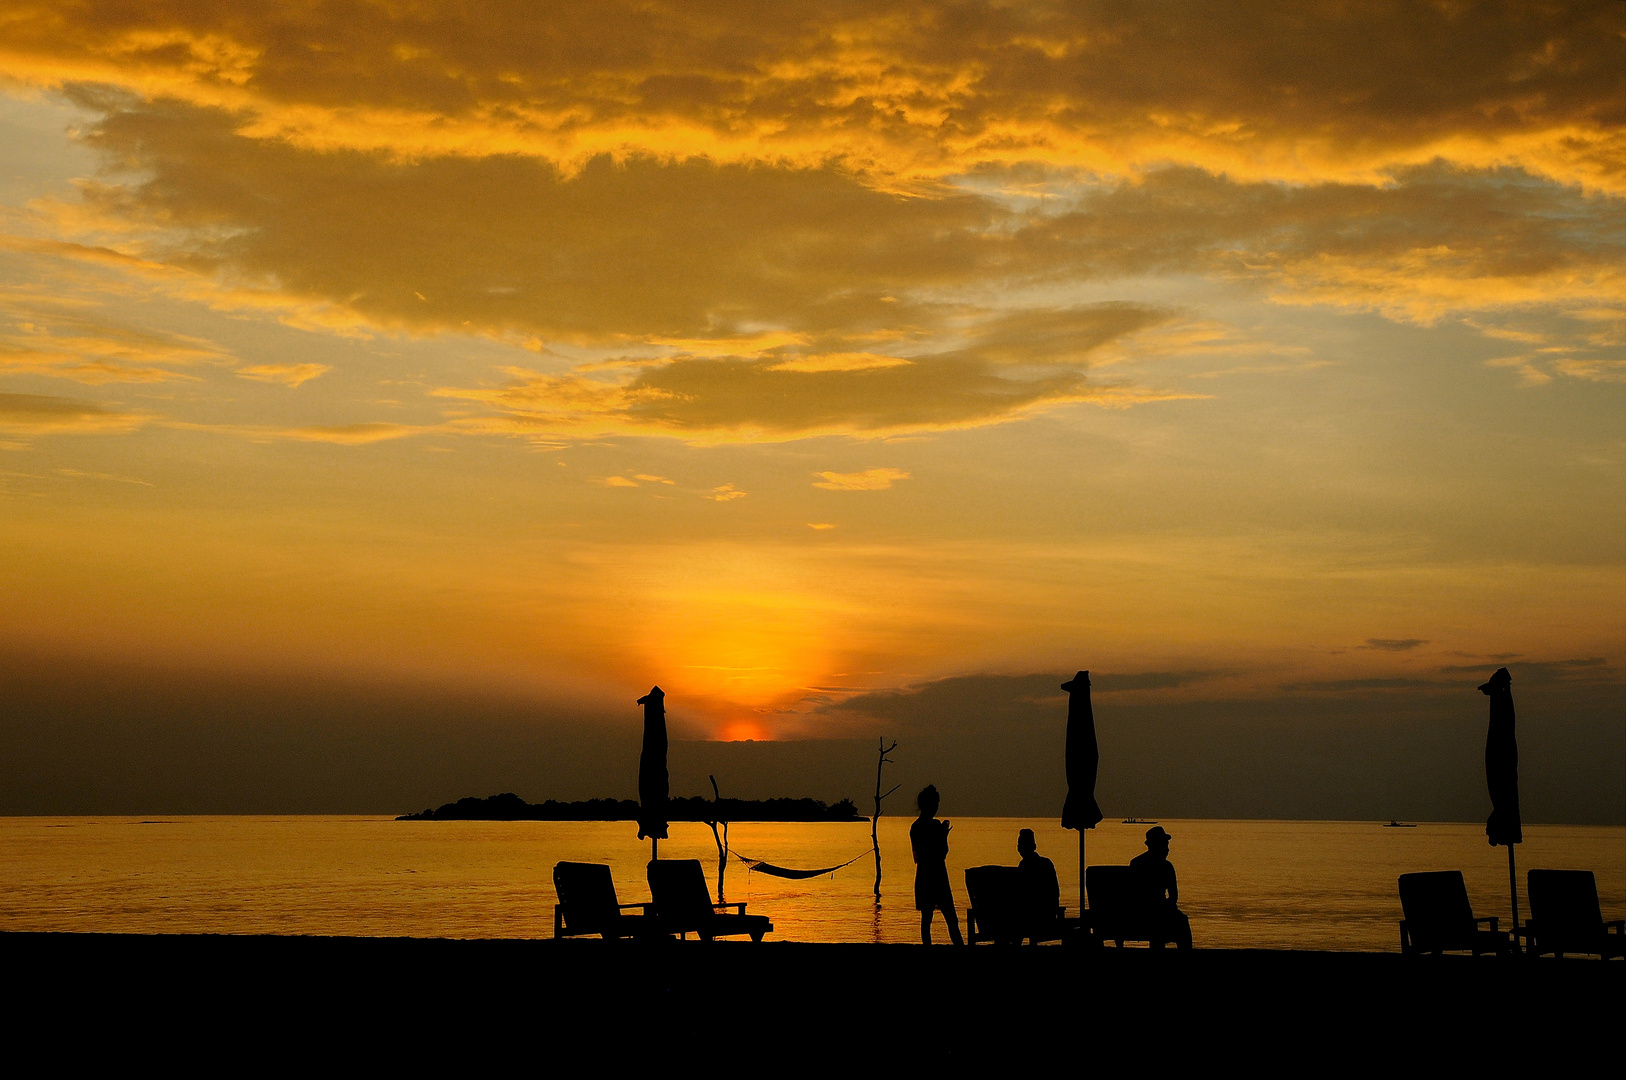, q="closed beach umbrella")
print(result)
[1481,667,1521,847]
[1061,671,1102,832]
[1480,667,1521,933]
[637,686,669,846]
[1061,671,1102,914]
